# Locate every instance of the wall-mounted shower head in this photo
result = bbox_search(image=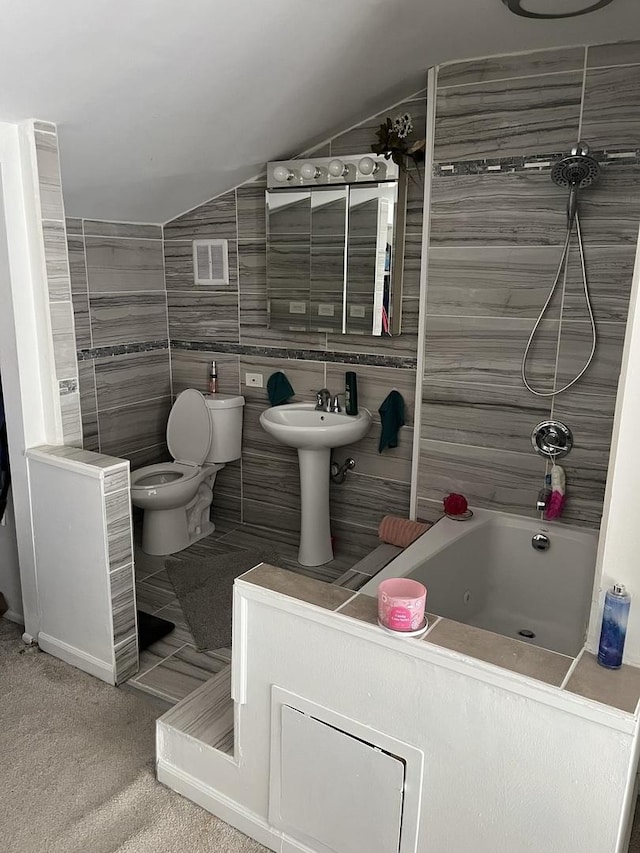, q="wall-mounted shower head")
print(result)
[551,142,600,189]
